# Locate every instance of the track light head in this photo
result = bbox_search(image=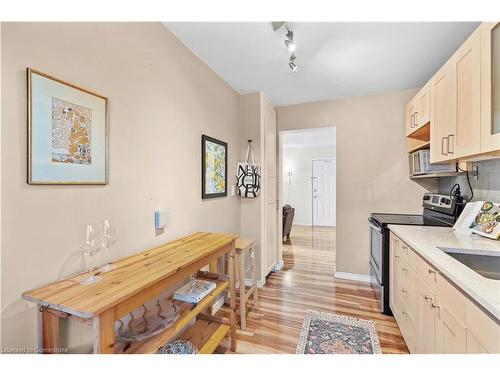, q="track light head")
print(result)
[289,54,298,73]
[285,39,296,52]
